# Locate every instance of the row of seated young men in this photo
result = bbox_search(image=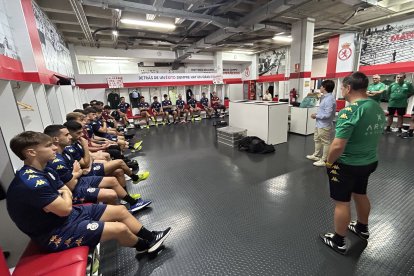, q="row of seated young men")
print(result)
[6,109,172,256]
[89,92,227,129]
